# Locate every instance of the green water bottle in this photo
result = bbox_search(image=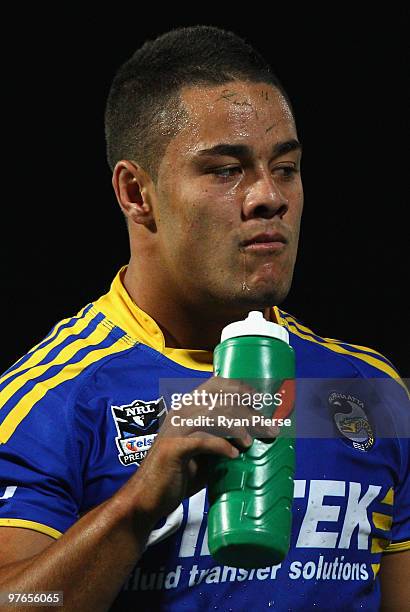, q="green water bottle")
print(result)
[207,310,295,568]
